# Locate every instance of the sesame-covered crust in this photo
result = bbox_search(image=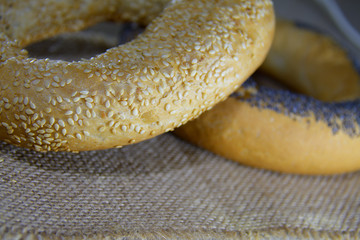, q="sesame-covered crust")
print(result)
[0,0,275,151]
